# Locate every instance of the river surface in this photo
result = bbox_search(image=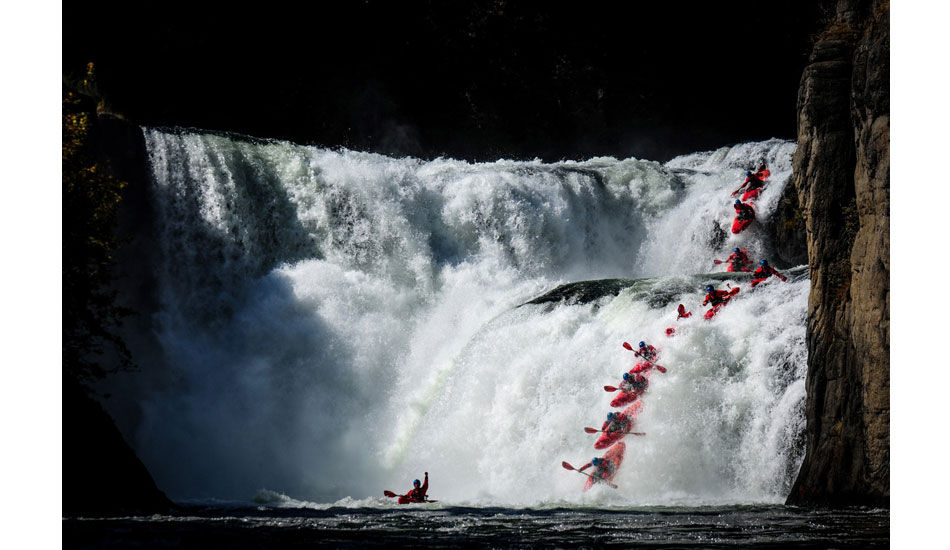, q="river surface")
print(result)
[65,504,888,548]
